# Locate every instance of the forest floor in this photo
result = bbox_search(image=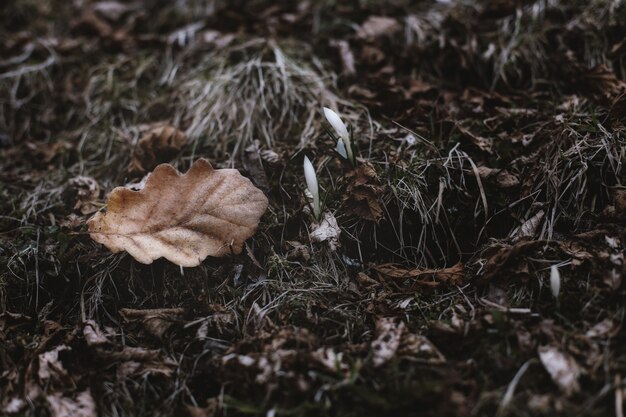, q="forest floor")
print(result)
[1,1,625,416]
